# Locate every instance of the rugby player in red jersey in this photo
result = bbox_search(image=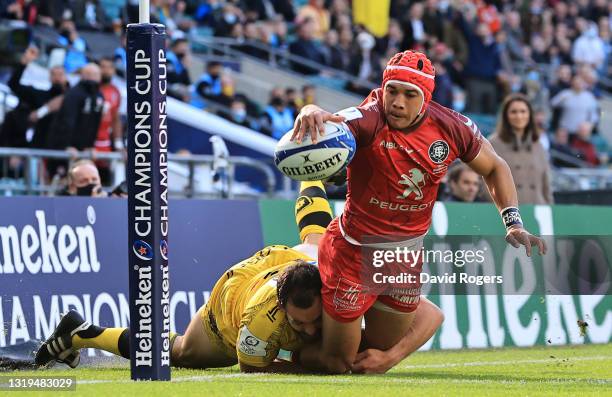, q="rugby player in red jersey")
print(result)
[290,50,547,374]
